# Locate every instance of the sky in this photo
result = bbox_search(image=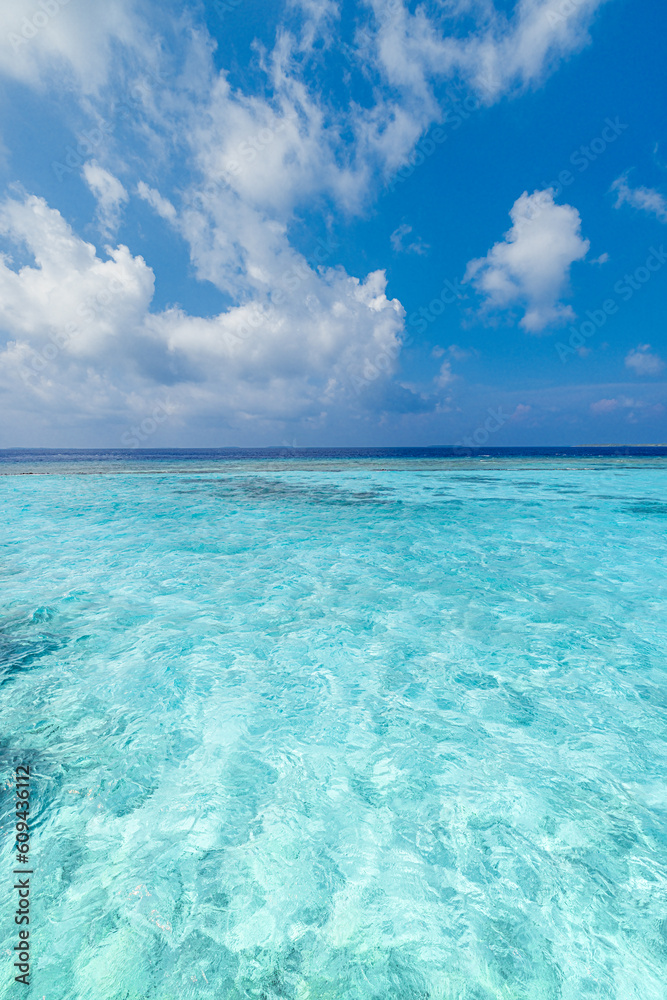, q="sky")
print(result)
[0,0,665,447]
